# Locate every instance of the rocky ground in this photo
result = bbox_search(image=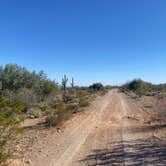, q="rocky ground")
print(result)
[9,89,166,166]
